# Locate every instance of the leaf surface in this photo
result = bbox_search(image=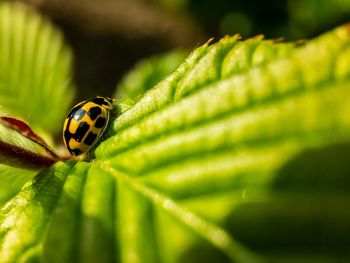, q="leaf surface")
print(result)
[0,2,74,134]
[116,51,188,100]
[2,24,350,263]
[0,2,74,206]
